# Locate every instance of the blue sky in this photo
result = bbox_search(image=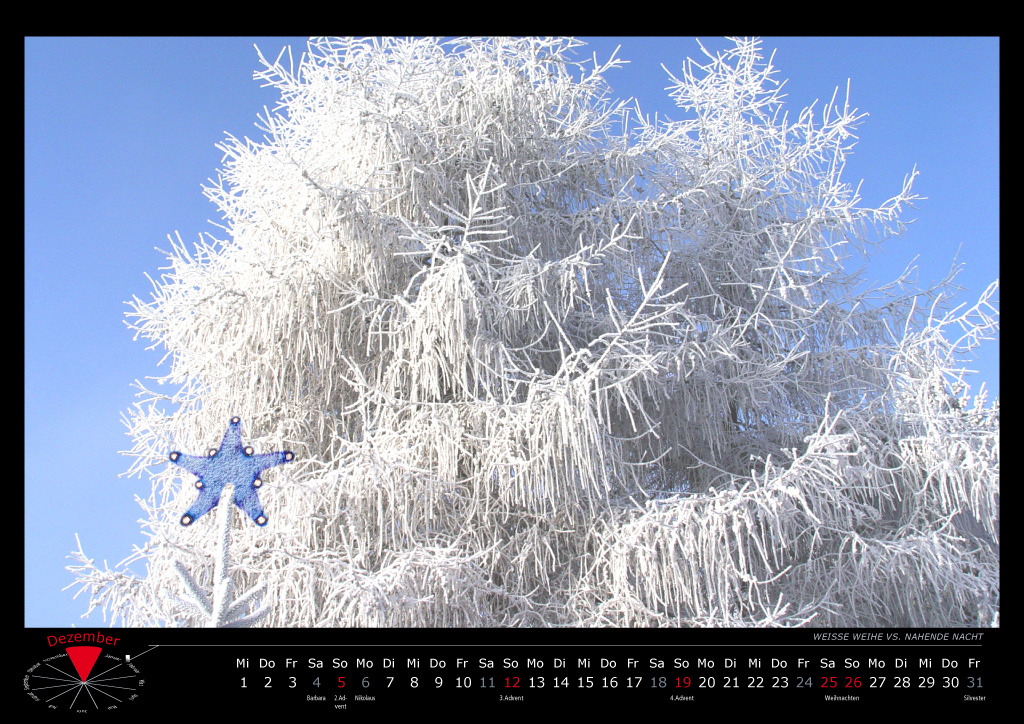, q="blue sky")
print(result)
[25,37,999,627]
